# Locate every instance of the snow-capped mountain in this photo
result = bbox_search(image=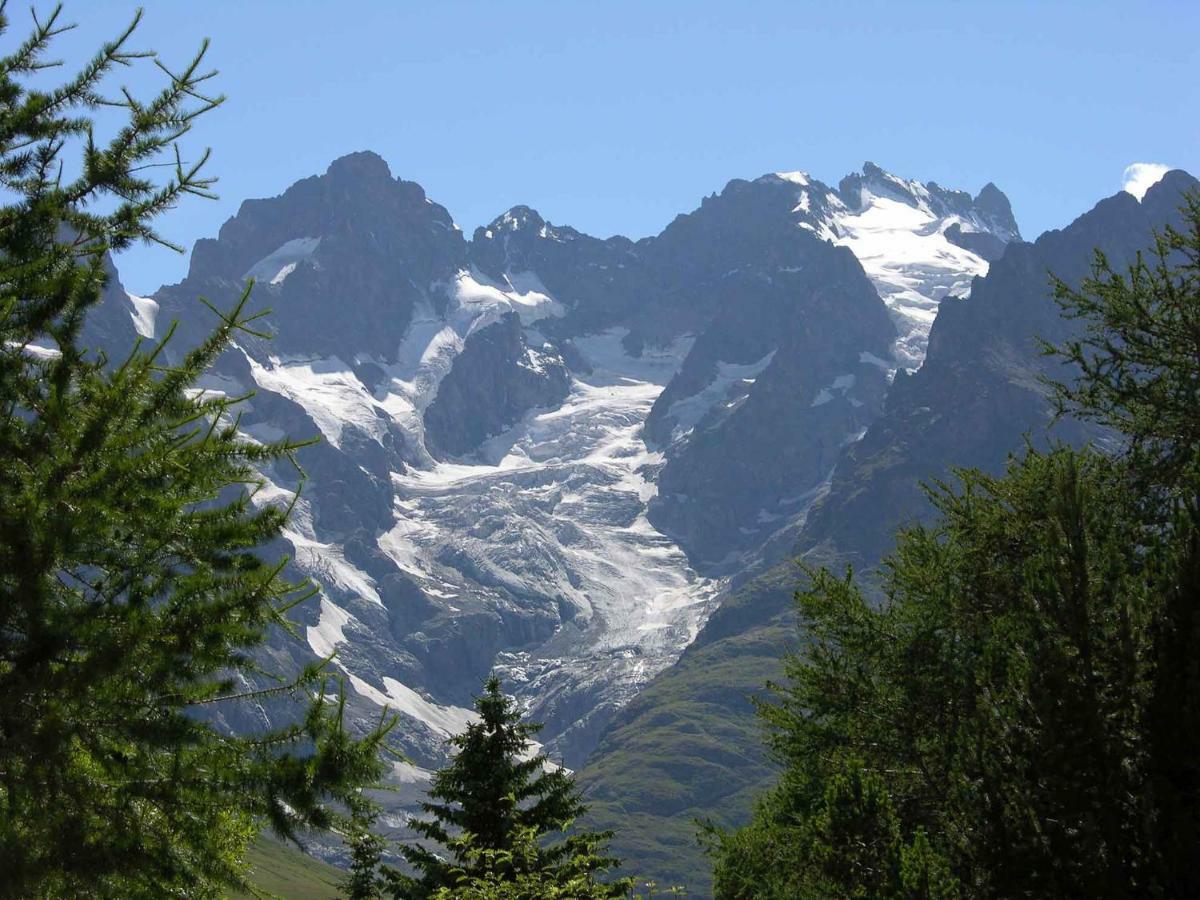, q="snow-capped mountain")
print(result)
[98,151,1018,851]
[640,166,1017,565]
